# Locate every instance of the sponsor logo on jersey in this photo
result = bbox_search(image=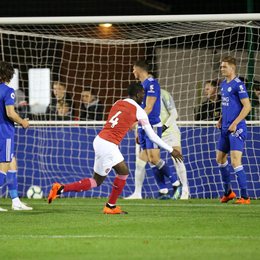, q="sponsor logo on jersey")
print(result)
[239,85,246,93]
[222,96,229,106]
[228,87,232,92]
[11,93,15,99]
[148,84,155,93]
